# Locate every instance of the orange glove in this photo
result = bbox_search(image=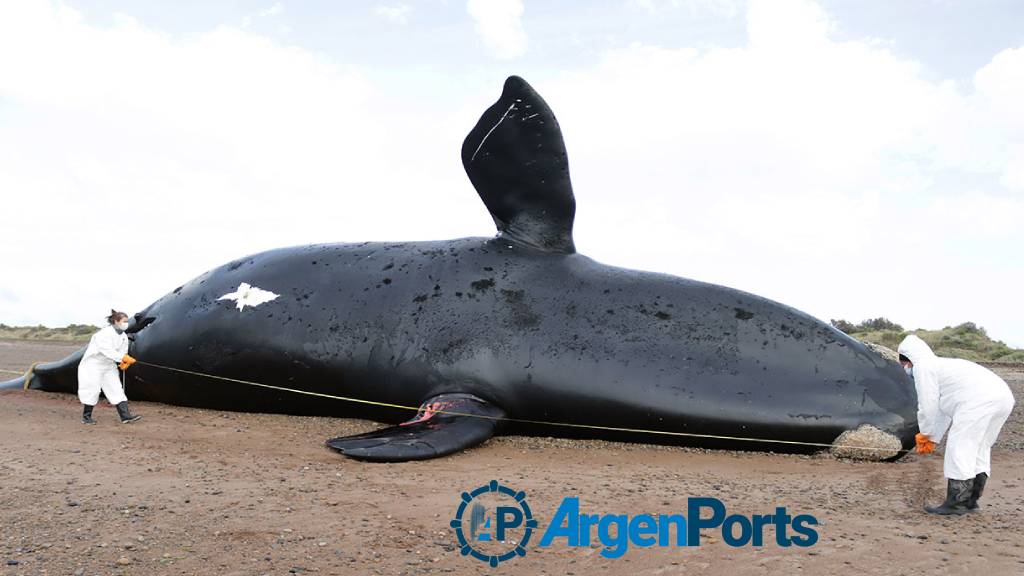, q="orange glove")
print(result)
[118,354,137,371]
[915,433,935,455]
